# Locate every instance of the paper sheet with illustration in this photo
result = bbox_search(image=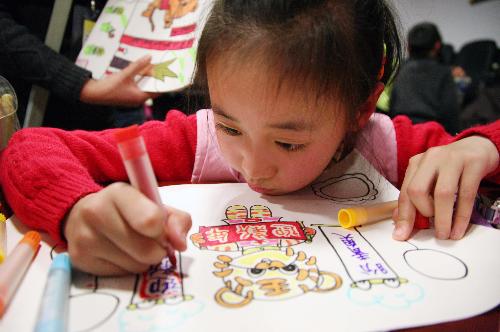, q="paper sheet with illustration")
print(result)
[76,0,212,92]
[2,151,499,332]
